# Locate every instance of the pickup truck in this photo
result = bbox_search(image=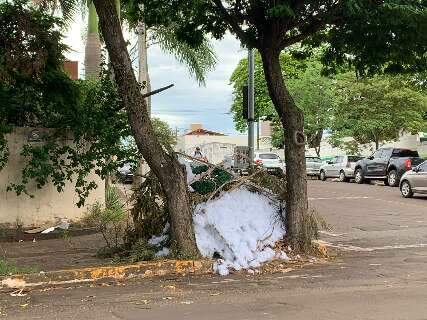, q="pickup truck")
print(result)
[354,148,424,187]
